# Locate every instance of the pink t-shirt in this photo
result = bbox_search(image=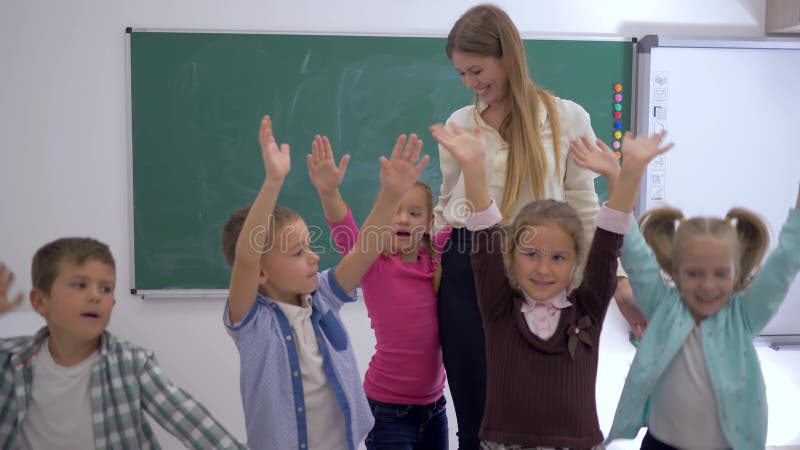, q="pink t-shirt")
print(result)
[326,207,448,404]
